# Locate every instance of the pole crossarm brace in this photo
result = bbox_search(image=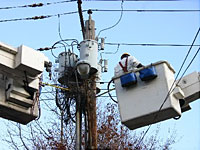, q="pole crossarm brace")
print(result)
[42,82,70,91]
